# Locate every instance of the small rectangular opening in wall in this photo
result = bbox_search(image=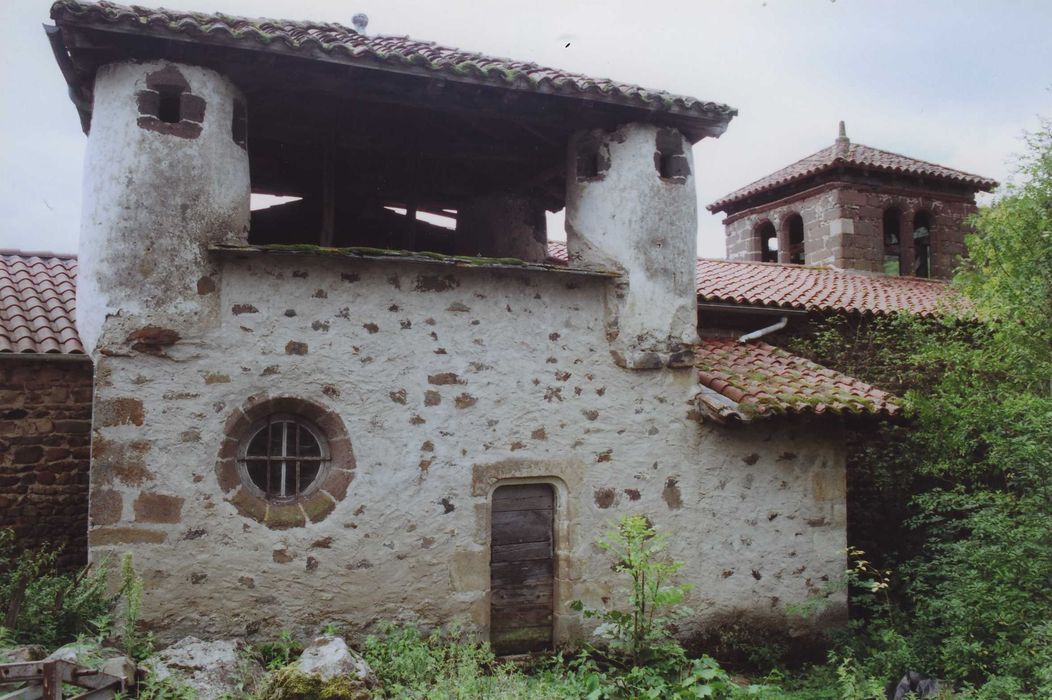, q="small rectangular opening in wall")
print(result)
[658,152,690,179]
[232,99,248,149]
[655,129,689,180]
[575,136,608,181]
[577,152,599,179]
[157,86,183,124]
